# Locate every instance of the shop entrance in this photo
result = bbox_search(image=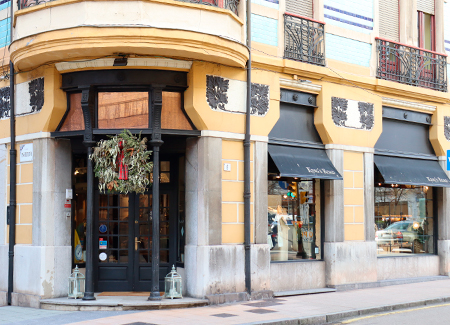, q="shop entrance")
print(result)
[93,158,178,292]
